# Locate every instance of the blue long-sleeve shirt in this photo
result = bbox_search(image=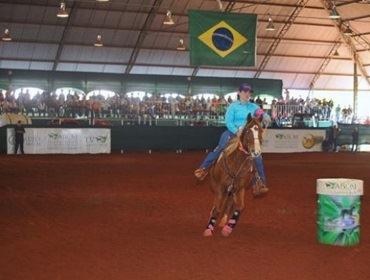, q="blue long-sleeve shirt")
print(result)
[225,101,260,134]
